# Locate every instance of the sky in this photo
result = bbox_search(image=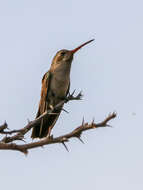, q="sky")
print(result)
[0,0,143,189]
